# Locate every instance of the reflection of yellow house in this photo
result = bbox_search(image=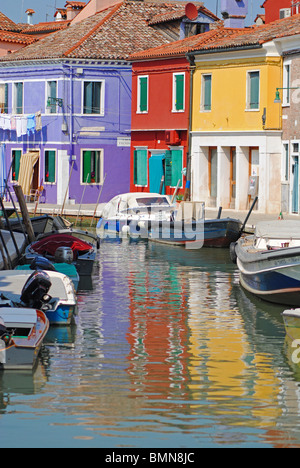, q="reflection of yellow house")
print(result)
[188,18,300,214]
